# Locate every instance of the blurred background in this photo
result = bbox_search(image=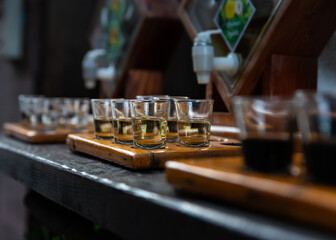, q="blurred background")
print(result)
[0,0,336,239]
